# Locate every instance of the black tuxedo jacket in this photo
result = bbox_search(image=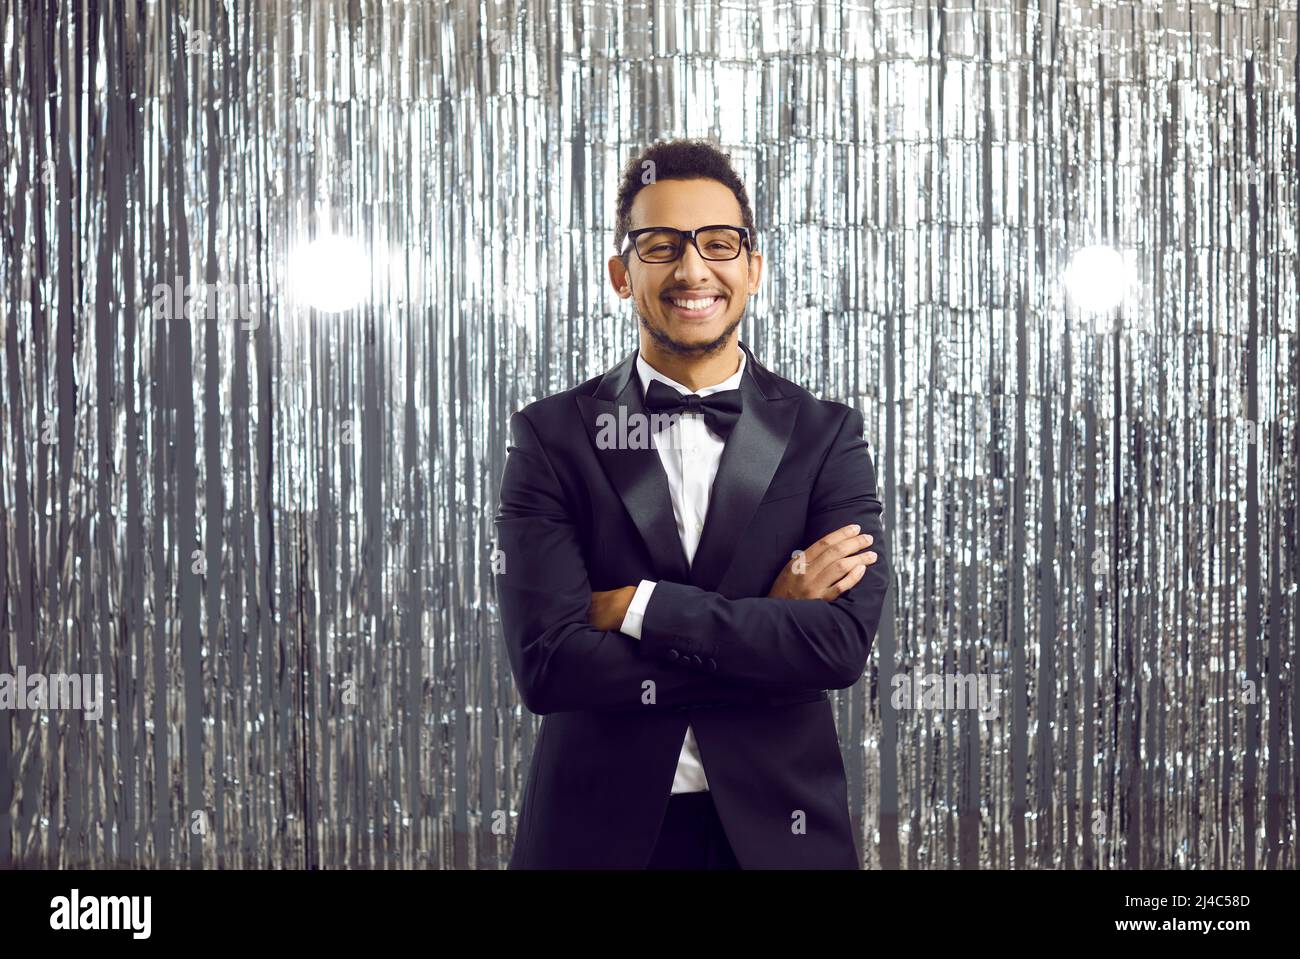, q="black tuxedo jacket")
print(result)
[493,341,889,868]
